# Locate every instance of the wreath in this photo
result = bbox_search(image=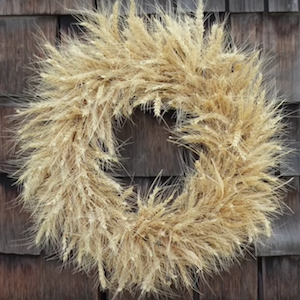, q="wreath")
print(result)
[14,1,285,296]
